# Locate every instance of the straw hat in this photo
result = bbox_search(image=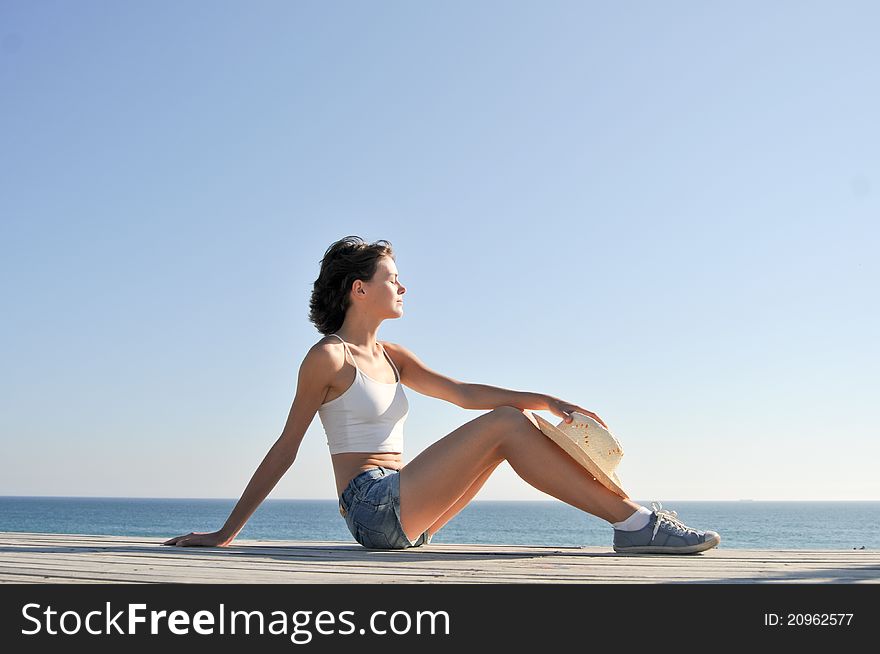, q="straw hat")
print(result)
[523,410,629,499]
